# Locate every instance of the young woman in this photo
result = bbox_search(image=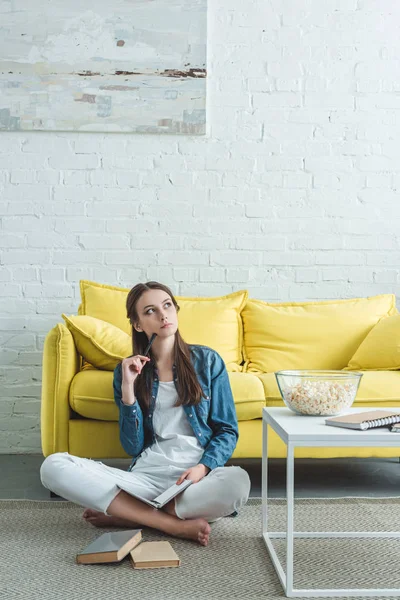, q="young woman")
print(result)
[40,282,250,546]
